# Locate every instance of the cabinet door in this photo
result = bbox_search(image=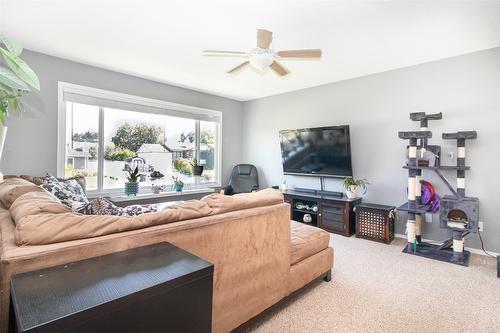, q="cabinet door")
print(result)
[320,203,346,233]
